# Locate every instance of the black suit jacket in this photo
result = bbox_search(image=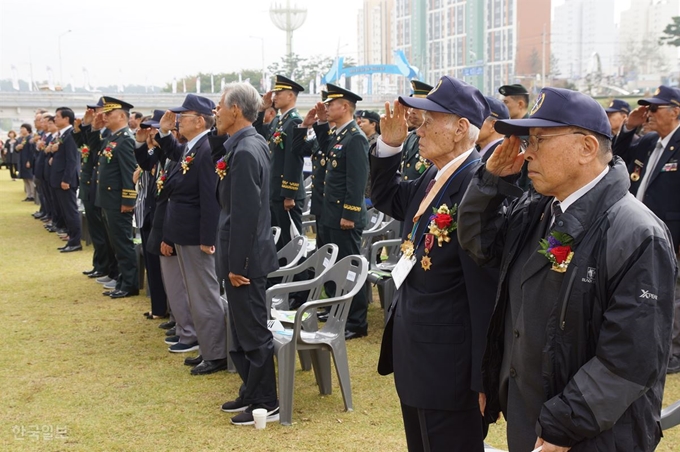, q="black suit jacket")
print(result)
[614,126,680,249]
[159,132,220,247]
[215,126,278,281]
[49,128,80,189]
[370,151,498,411]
